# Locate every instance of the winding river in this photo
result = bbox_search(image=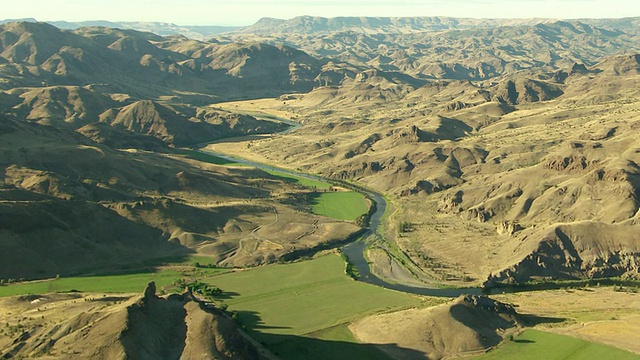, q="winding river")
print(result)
[199,117,483,298]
